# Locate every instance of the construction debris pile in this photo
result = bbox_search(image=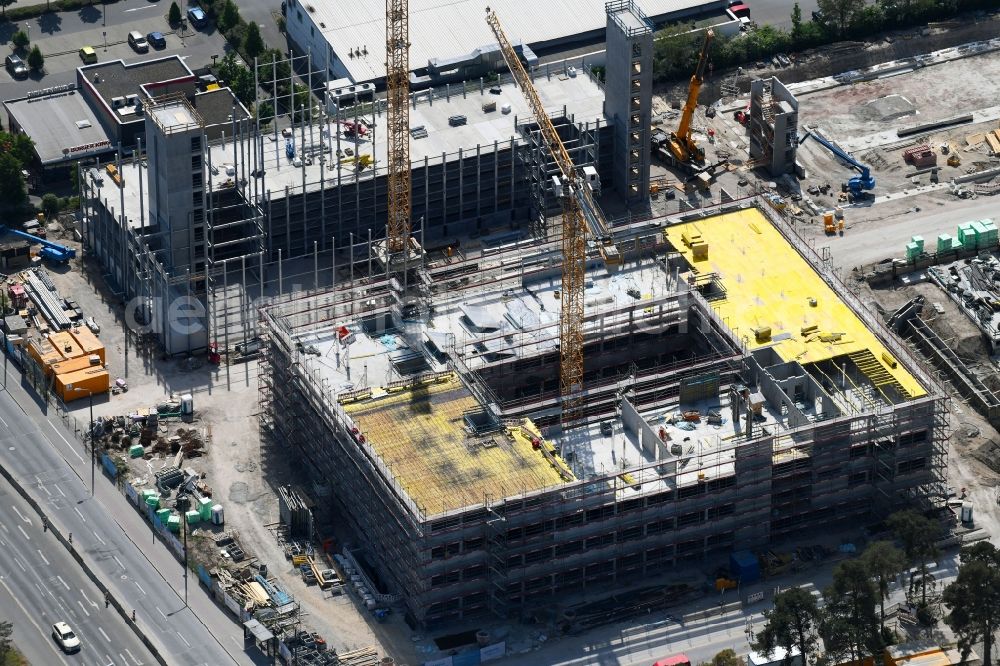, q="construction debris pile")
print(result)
[928,250,1000,352]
